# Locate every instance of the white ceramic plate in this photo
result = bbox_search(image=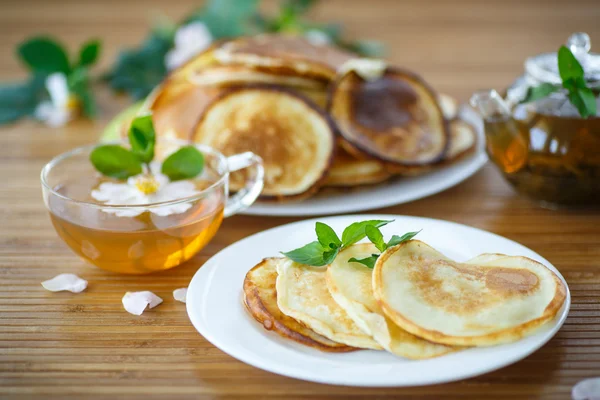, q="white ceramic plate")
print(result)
[187,215,570,387]
[243,107,487,216]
